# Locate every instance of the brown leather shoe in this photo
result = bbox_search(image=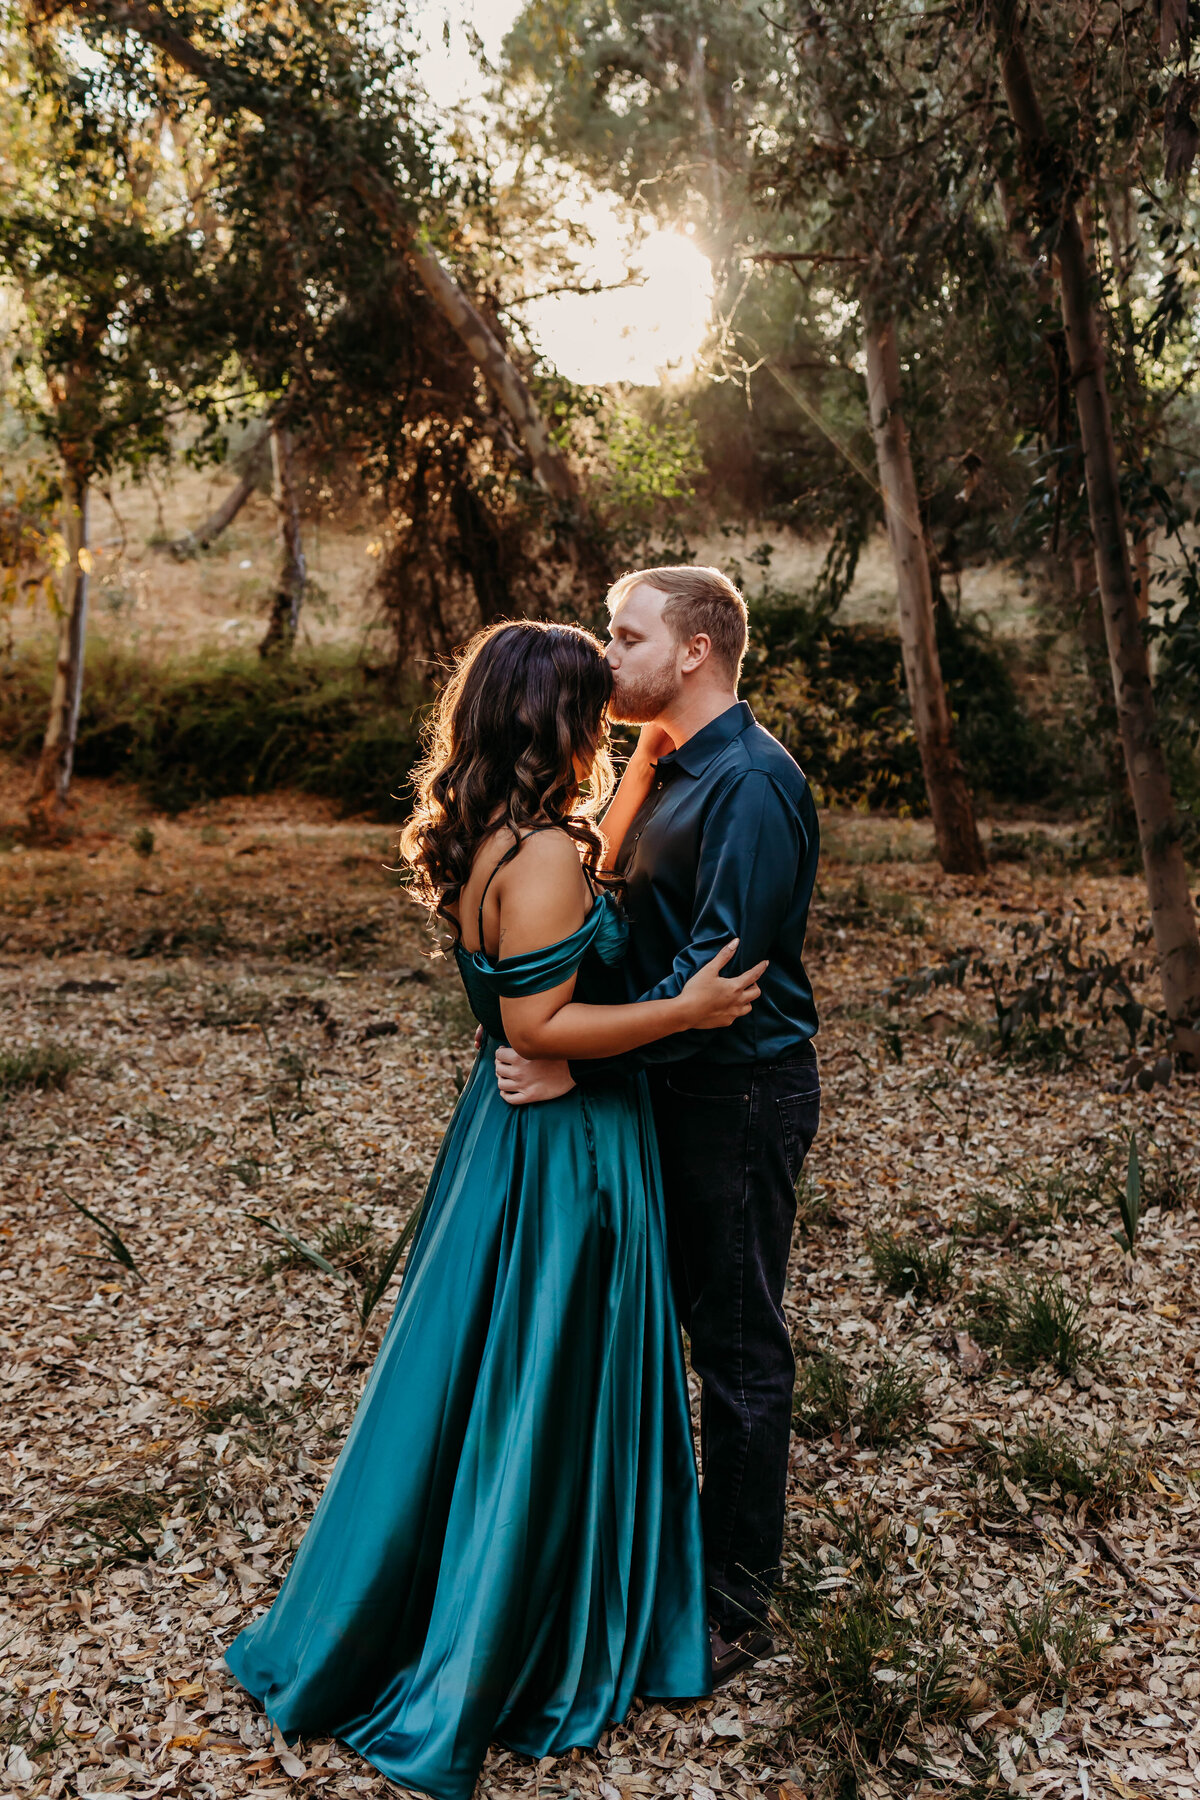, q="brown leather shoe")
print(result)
[710,1620,775,1687]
